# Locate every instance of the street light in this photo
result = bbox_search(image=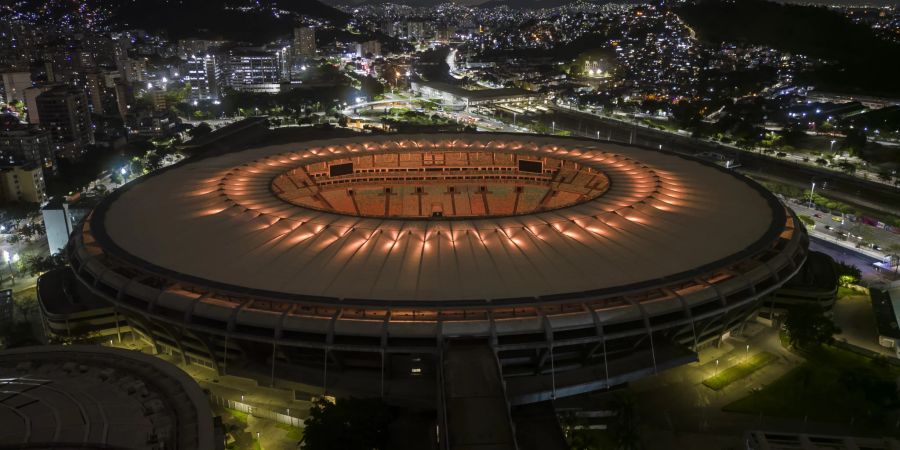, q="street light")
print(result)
[808,181,816,208]
[552,121,556,134]
[2,251,15,285]
[830,139,837,153]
